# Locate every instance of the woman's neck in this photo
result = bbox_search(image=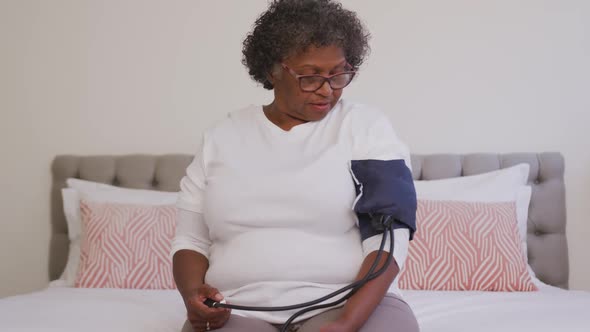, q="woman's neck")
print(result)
[263,102,308,131]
